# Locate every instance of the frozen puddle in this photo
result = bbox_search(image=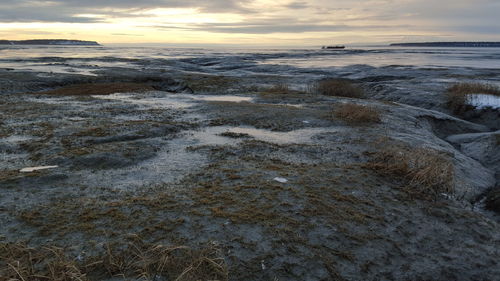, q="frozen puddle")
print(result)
[468,94,500,109]
[70,125,340,190]
[190,126,343,145]
[76,138,208,190]
[91,92,193,109]
[194,95,253,102]
[92,92,254,109]
[50,92,335,190]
